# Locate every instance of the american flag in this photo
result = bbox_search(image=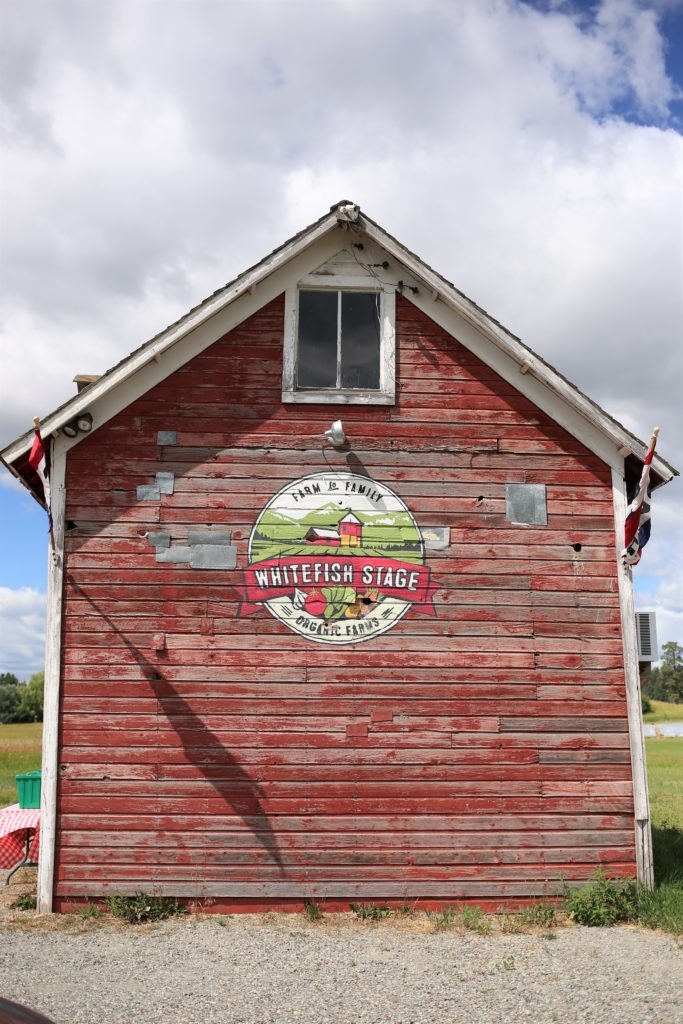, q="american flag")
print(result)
[28,417,53,534]
[622,428,658,568]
